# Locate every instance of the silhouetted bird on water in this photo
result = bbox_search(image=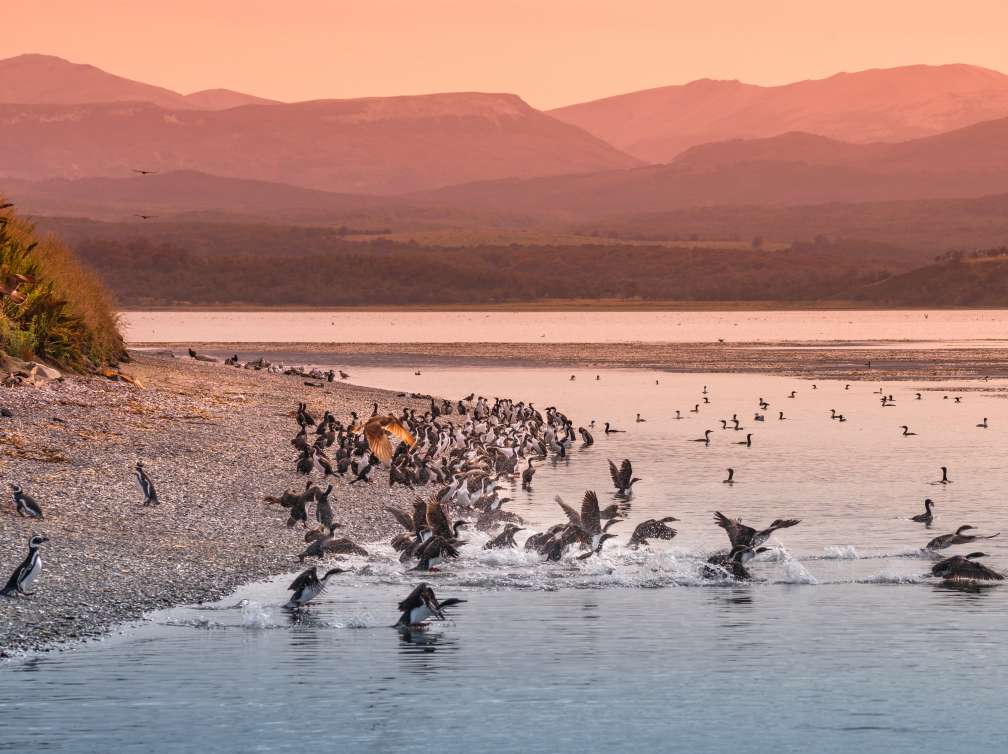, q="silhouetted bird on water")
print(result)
[628,517,678,548]
[910,499,935,524]
[608,459,641,498]
[932,553,1003,582]
[714,511,800,548]
[926,525,999,551]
